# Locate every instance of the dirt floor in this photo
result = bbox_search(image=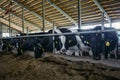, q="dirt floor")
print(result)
[0,52,120,80]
